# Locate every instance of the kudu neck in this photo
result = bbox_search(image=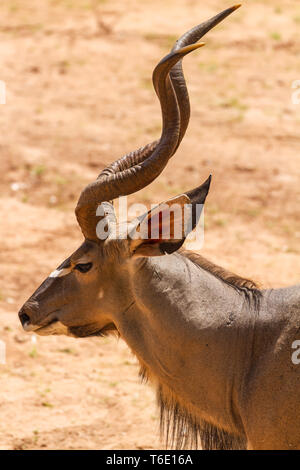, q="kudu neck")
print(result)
[116,251,258,375]
[113,252,259,434]
[112,253,297,436]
